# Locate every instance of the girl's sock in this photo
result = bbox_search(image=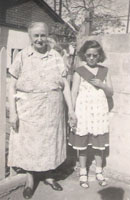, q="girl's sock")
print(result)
[96,166,102,174]
[80,167,87,175]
